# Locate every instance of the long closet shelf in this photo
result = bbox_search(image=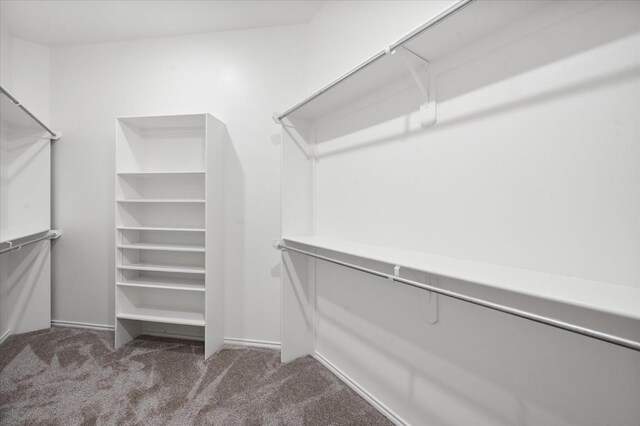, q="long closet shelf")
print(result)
[117,171,206,177]
[282,236,640,321]
[118,242,205,252]
[1,84,59,139]
[117,306,205,326]
[276,0,551,121]
[117,276,205,292]
[117,263,205,274]
[117,226,206,233]
[1,228,51,245]
[116,199,205,203]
